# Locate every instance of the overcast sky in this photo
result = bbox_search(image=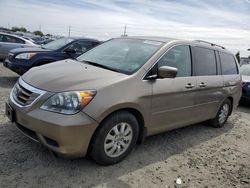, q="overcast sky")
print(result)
[0,0,250,56]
